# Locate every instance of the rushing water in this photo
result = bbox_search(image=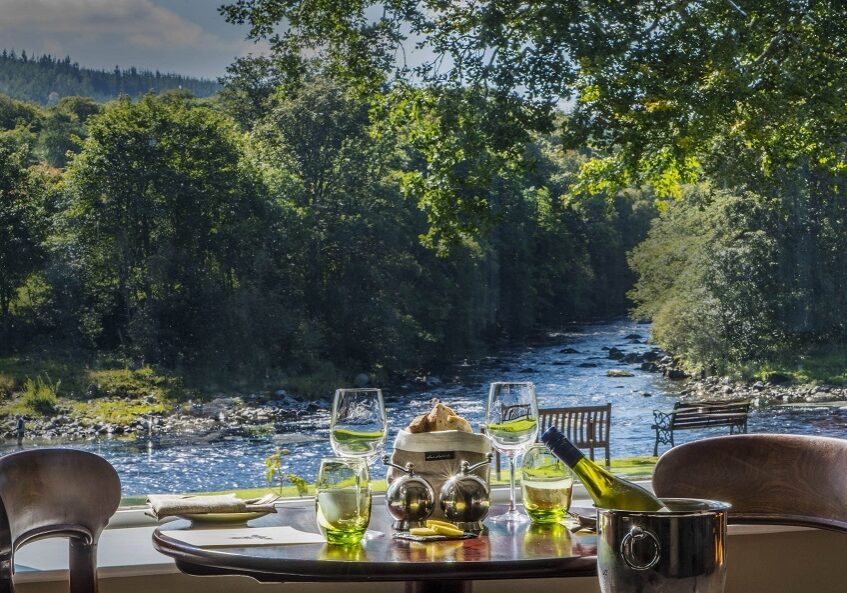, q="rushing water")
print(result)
[4,319,847,496]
